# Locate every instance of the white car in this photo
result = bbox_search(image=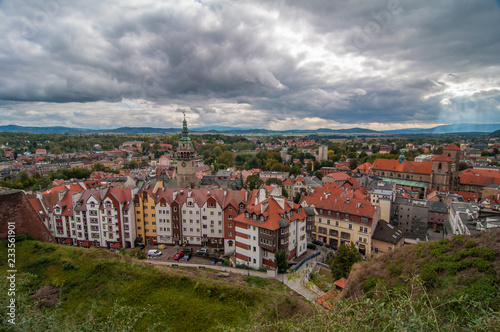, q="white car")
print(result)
[147,249,162,257]
[196,248,209,254]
